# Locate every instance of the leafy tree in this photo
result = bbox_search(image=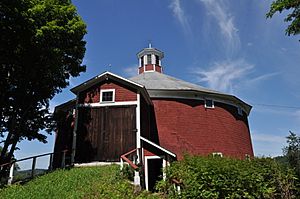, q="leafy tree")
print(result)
[0,0,86,175]
[283,131,300,176]
[267,0,300,38]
